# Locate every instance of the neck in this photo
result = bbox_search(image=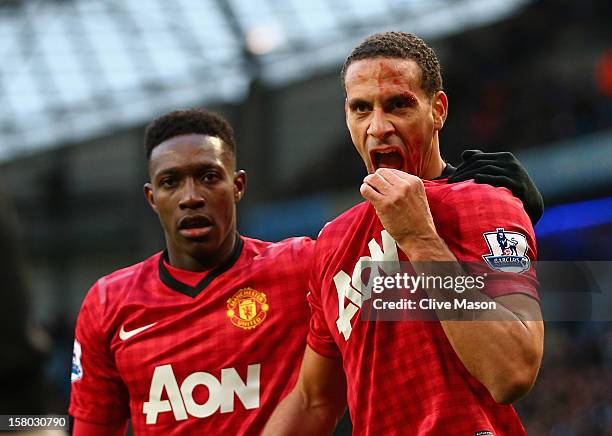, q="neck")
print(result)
[422,159,446,180]
[421,136,445,179]
[167,231,237,272]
